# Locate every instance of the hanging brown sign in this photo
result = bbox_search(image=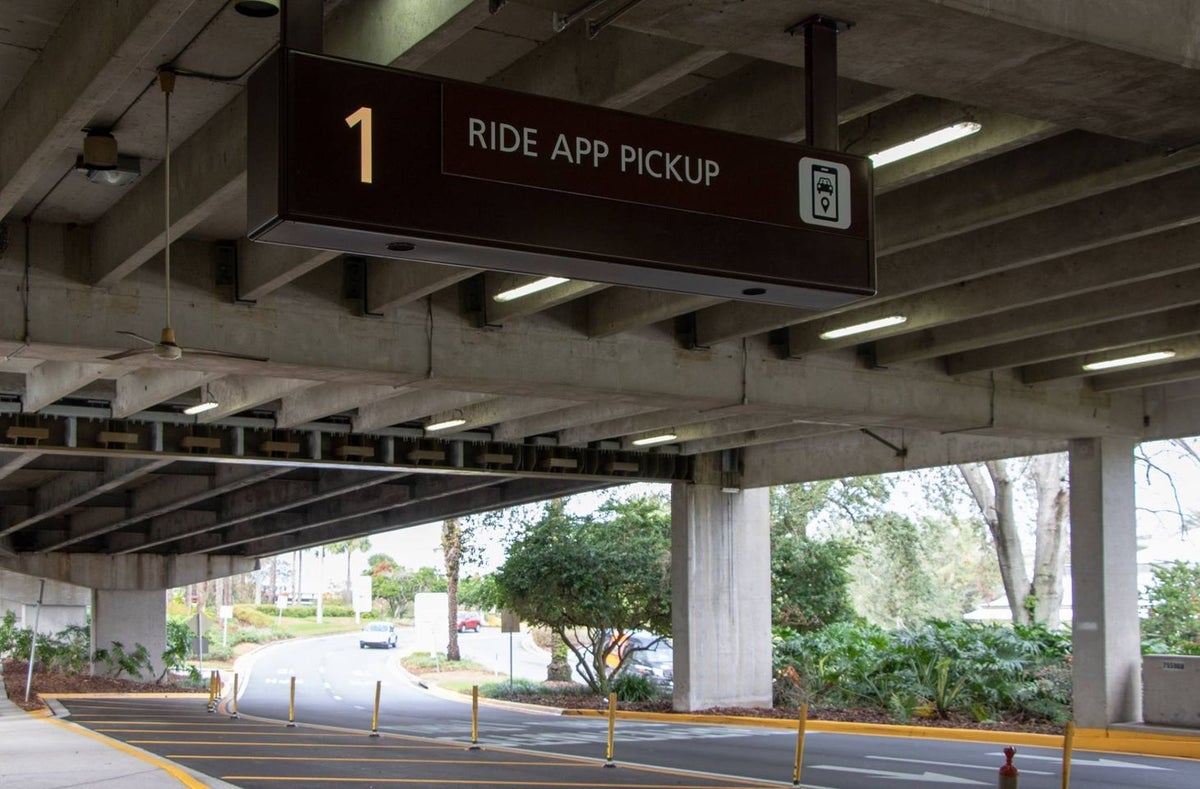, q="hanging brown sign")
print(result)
[248,51,875,308]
